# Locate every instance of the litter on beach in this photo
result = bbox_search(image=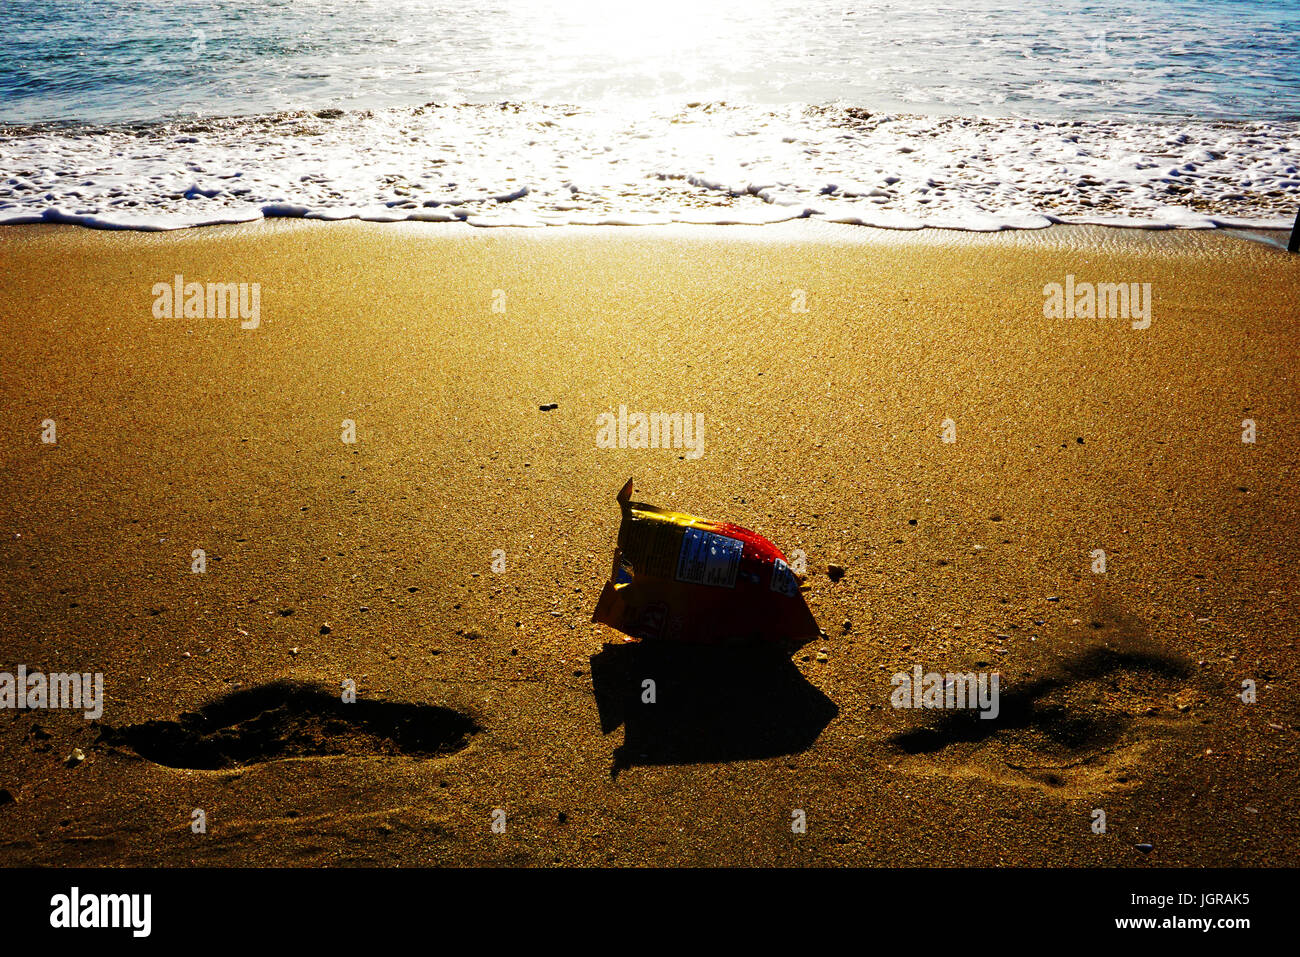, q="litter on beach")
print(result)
[592,479,820,647]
